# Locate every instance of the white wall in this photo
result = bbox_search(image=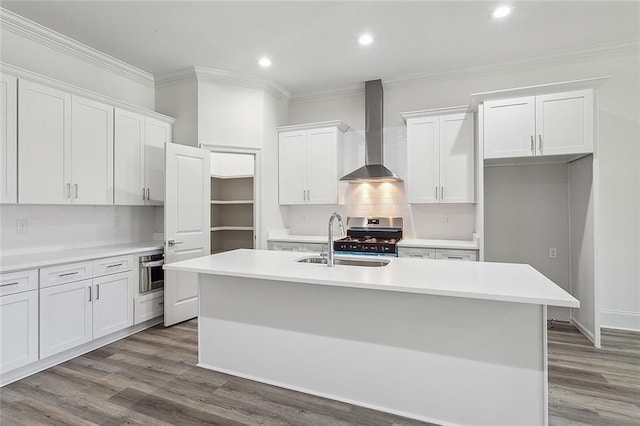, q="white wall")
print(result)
[155,77,198,146]
[1,205,159,256]
[484,164,571,321]
[288,50,639,330]
[198,81,264,148]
